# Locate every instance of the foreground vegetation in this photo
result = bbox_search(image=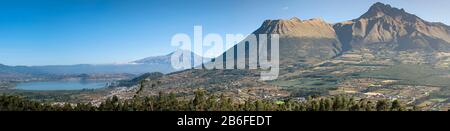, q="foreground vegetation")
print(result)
[1,90,417,111]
